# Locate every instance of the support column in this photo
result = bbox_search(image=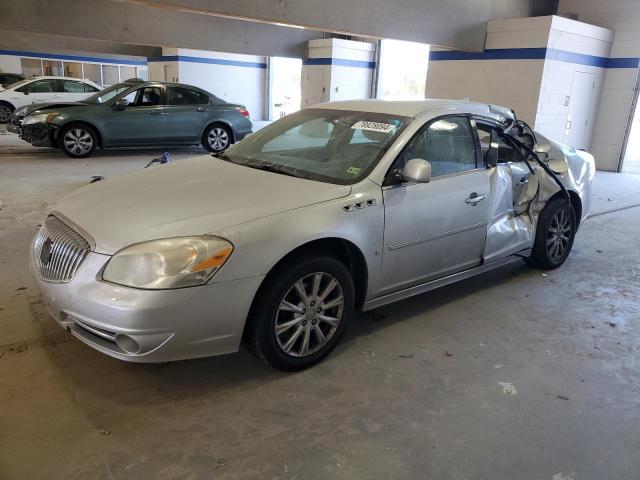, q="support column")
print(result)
[301,39,376,108]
